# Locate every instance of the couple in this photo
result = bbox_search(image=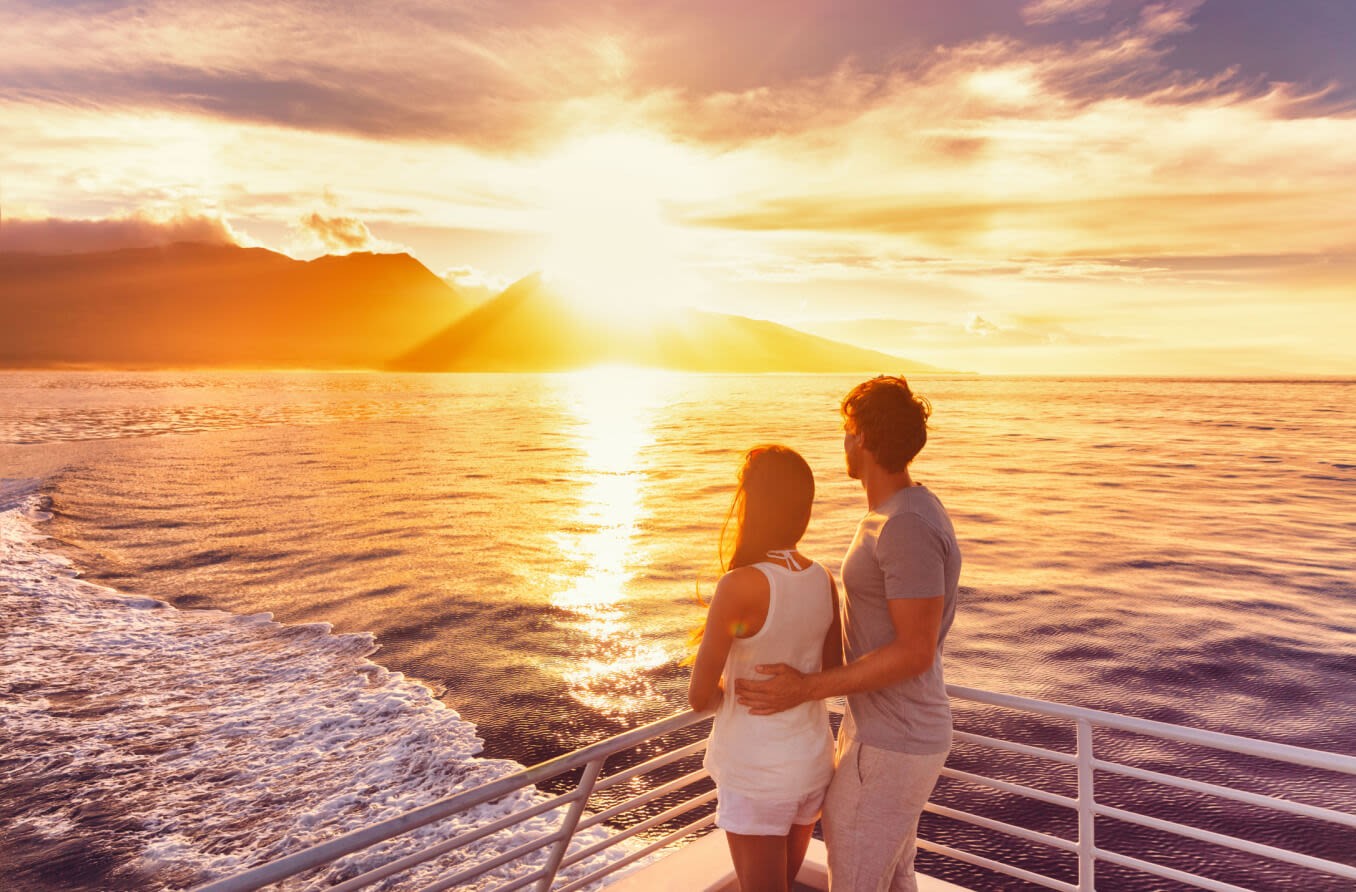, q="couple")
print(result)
[687,375,960,892]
